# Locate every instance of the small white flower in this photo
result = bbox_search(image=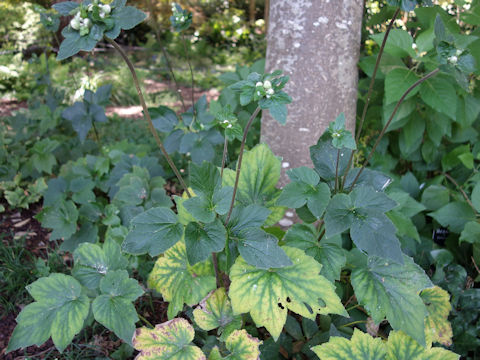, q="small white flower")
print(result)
[83,18,91,27]
[100,4,111,14]
[180,16,185,22]
[263,80,272,89]
[70,17,81,30]
[255,81,263,87]
[227,124,233,128]
[332,131,341,138]
[448,55,458,64]
[87,4,94,11]
[266,88,274,95]
[257,91,261,96]
[266,94,271,99]
[456,49,463,56]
